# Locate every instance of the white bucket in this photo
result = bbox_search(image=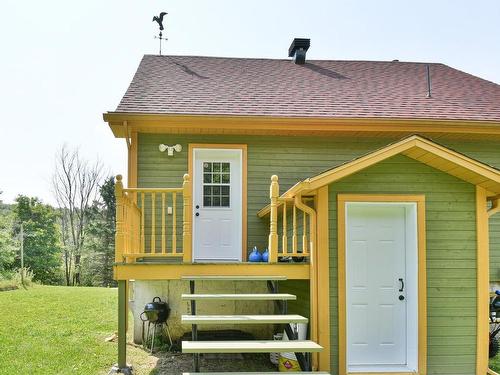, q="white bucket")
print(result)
[279,323,308,372]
